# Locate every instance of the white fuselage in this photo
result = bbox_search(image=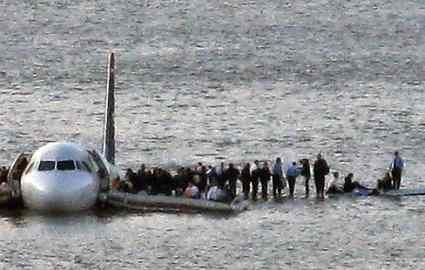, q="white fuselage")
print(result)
[21,142,104,211]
